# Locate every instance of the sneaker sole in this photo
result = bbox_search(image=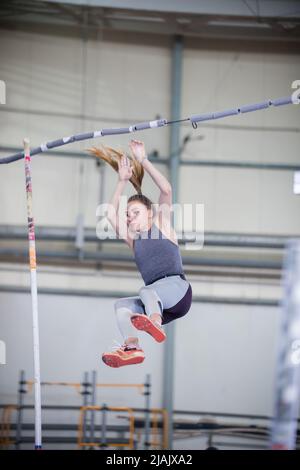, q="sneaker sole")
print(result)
[131,315,166,343]
[102,352,145,368]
